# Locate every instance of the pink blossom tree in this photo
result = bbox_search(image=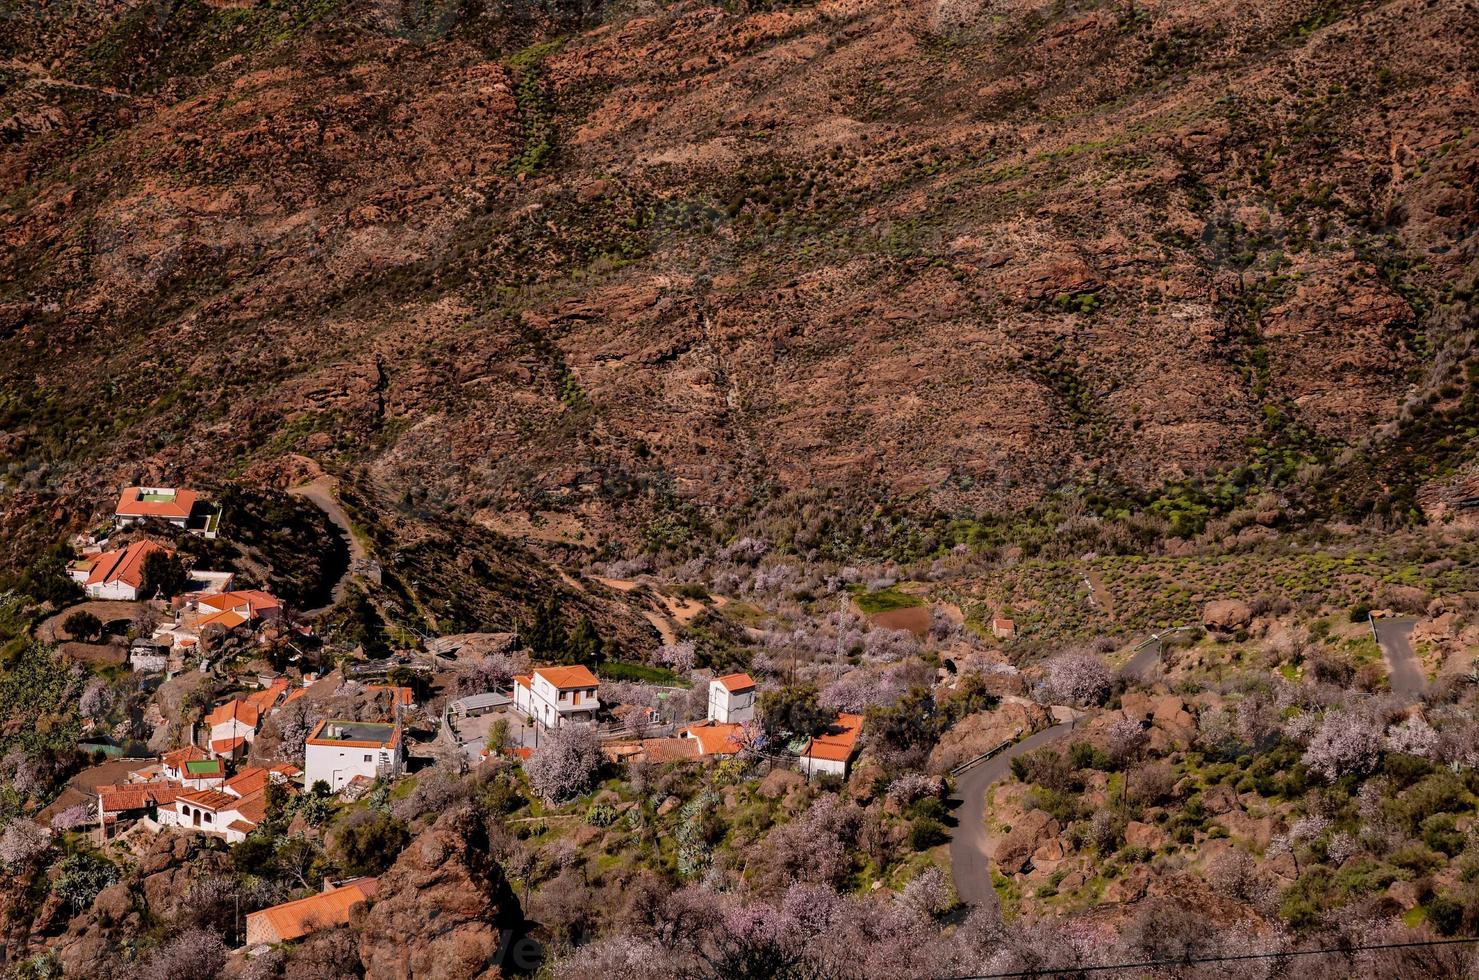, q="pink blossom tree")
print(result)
[1302,710,1383,781]
[526,724,601,804]
[1038,650,1111,707]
